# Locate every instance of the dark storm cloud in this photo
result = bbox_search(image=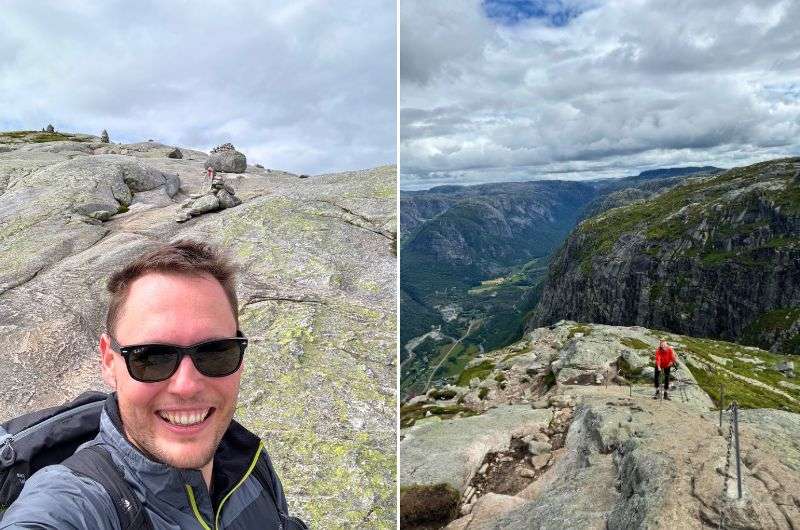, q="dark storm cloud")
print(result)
[401,0,800,188]
[0,0,395,175]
